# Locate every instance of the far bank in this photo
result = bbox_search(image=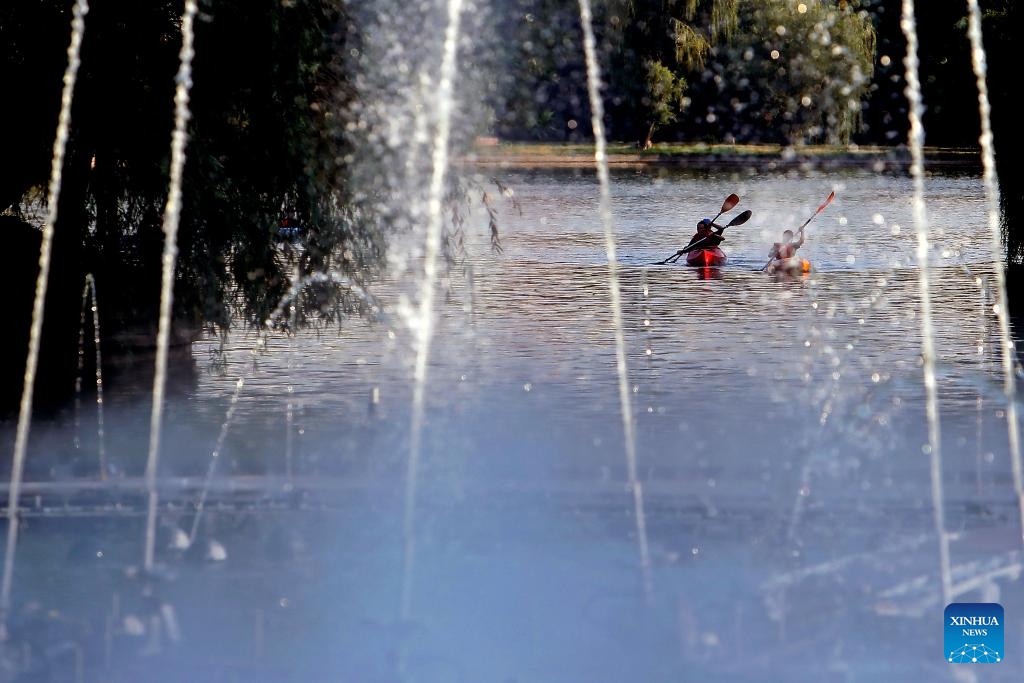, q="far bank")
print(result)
[458,140,983,173]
